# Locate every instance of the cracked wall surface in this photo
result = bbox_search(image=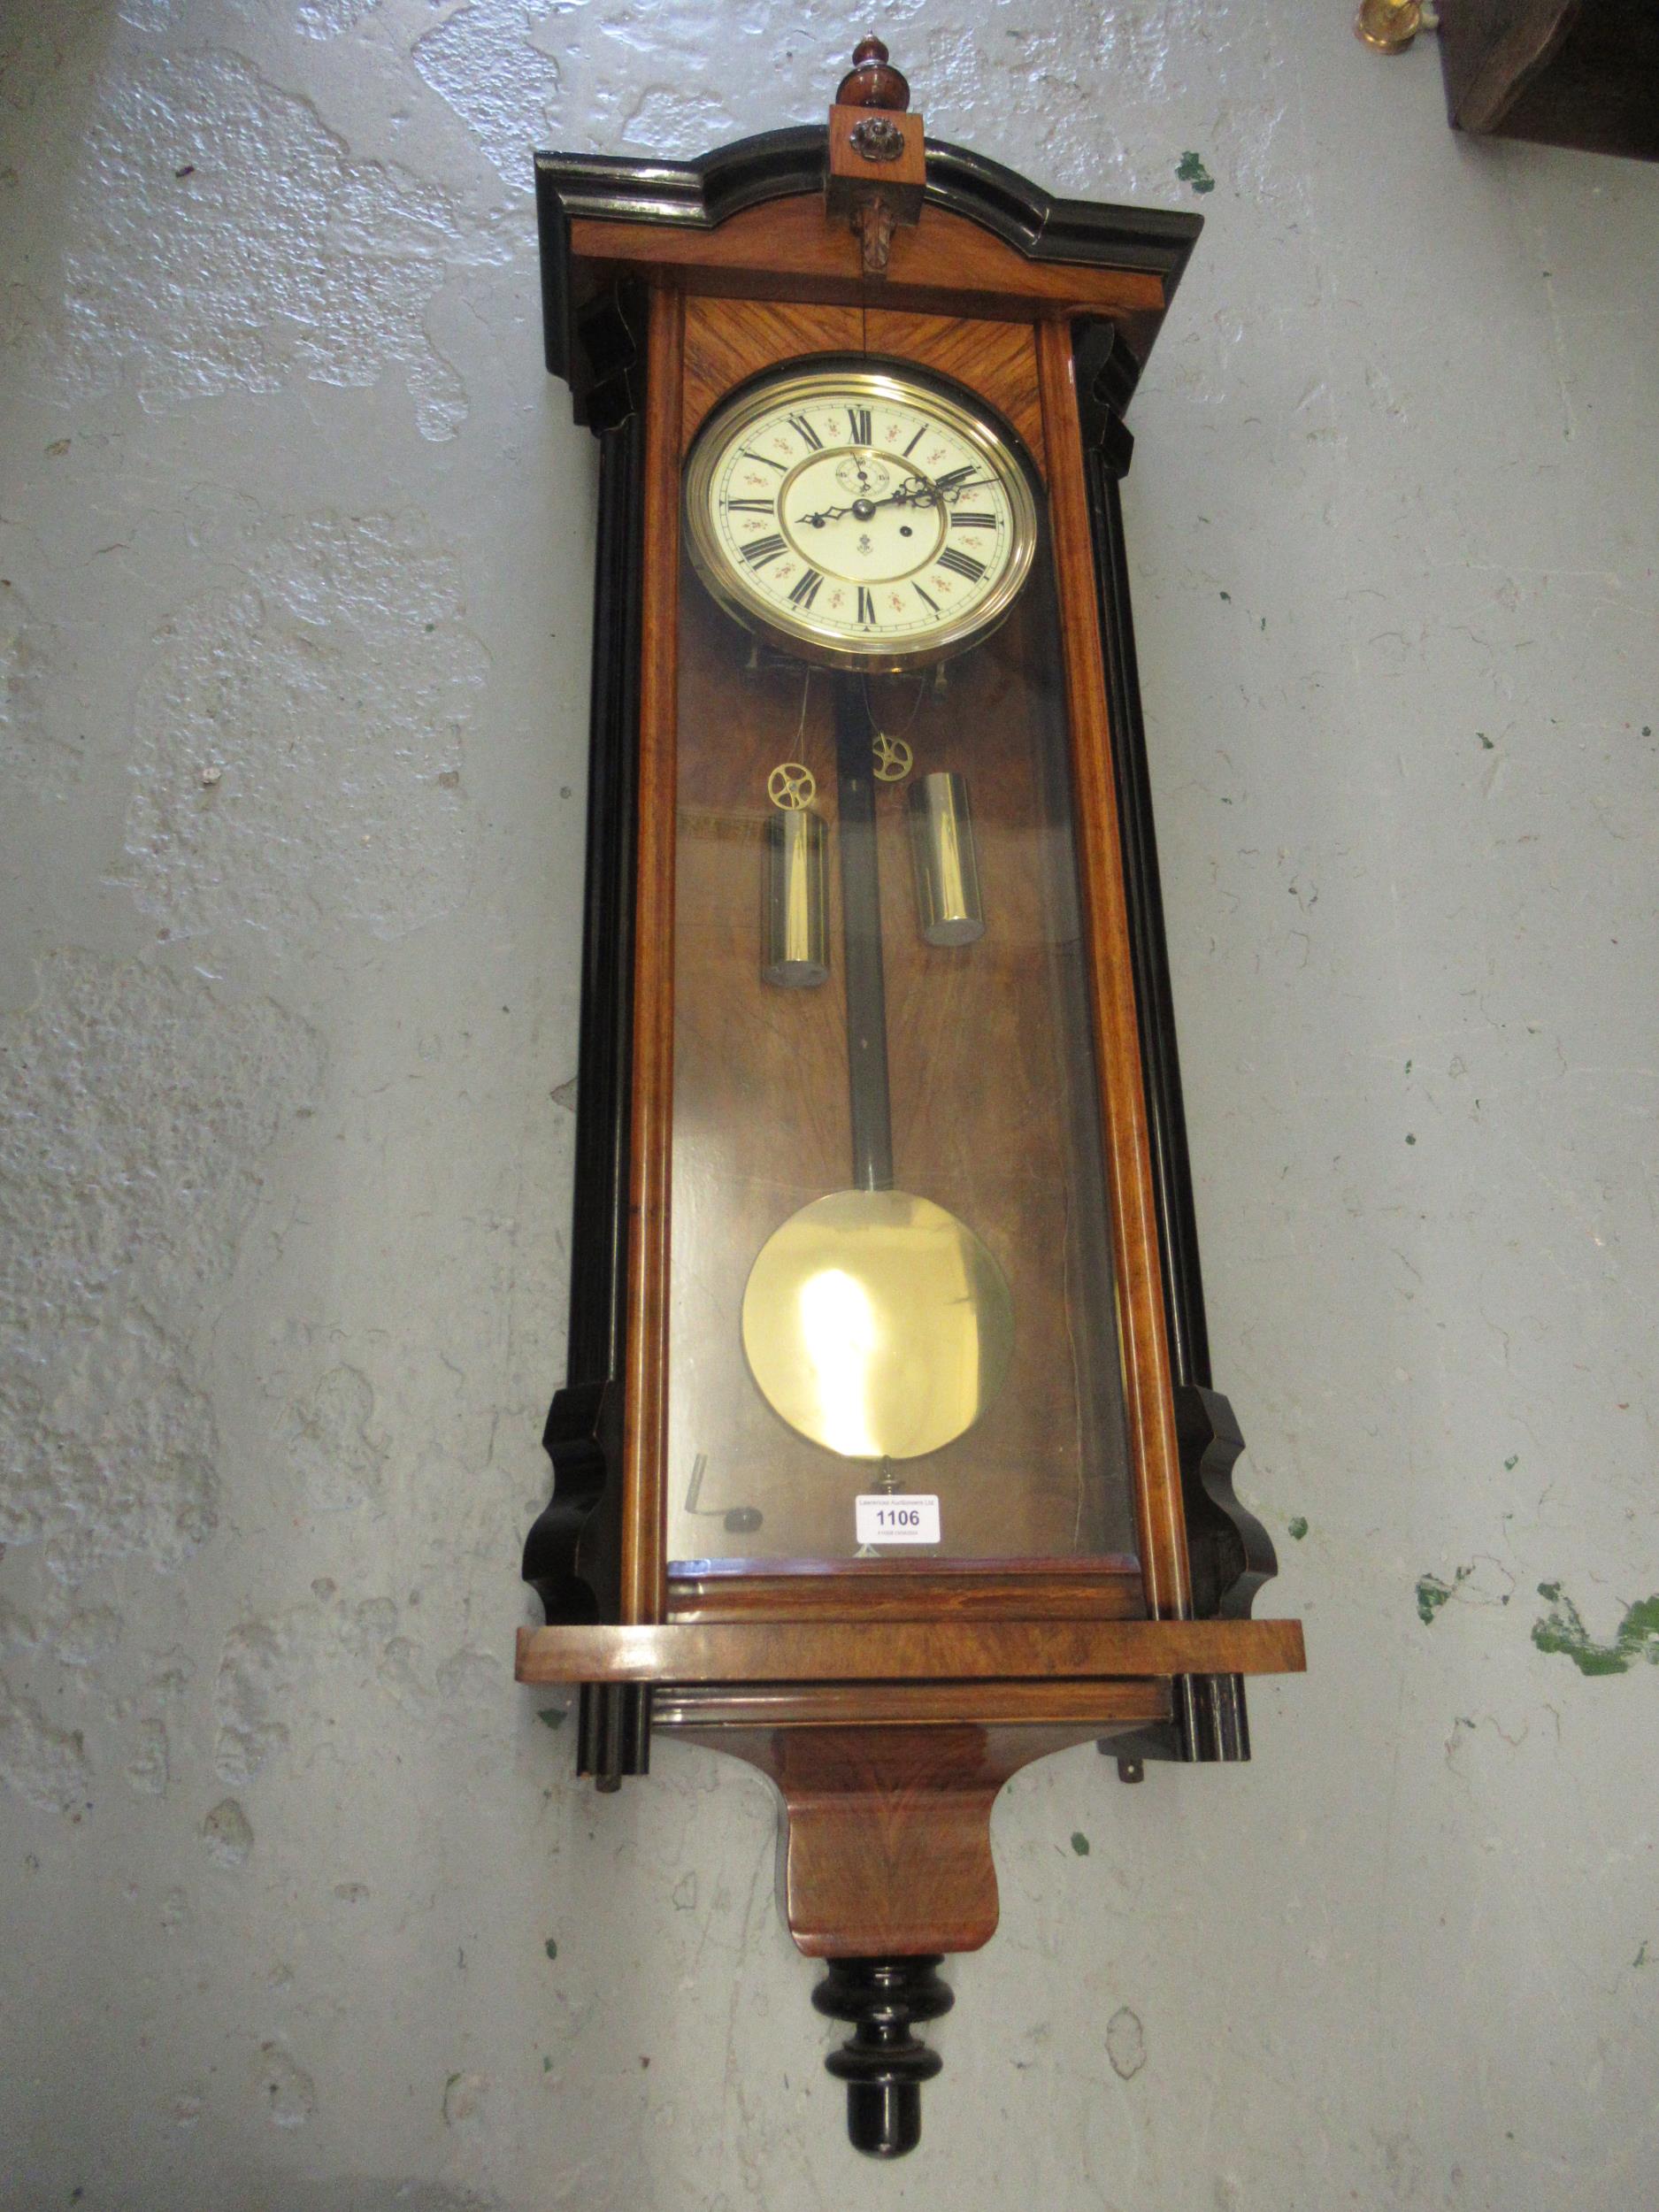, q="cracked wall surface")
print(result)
[2,4,1657,2208]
